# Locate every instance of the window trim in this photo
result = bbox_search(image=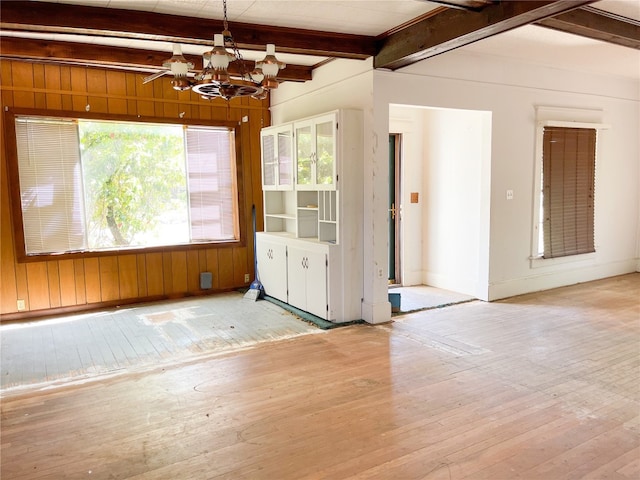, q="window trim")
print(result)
[530,109,609,269]
[4,107,246,262]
